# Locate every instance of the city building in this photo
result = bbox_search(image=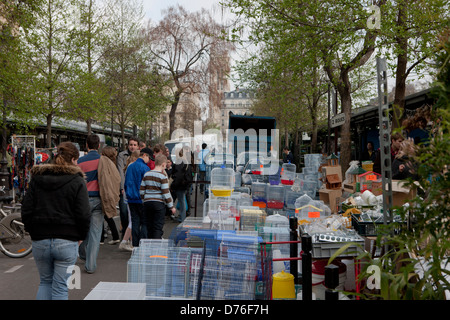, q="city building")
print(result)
[151,89,202,142]
[220,88,256,135]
